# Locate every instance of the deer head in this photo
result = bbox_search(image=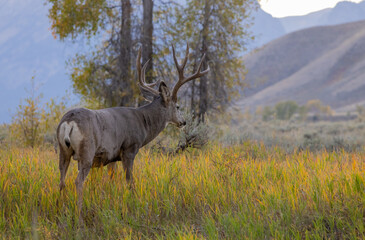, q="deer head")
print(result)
[137,44,209,127]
